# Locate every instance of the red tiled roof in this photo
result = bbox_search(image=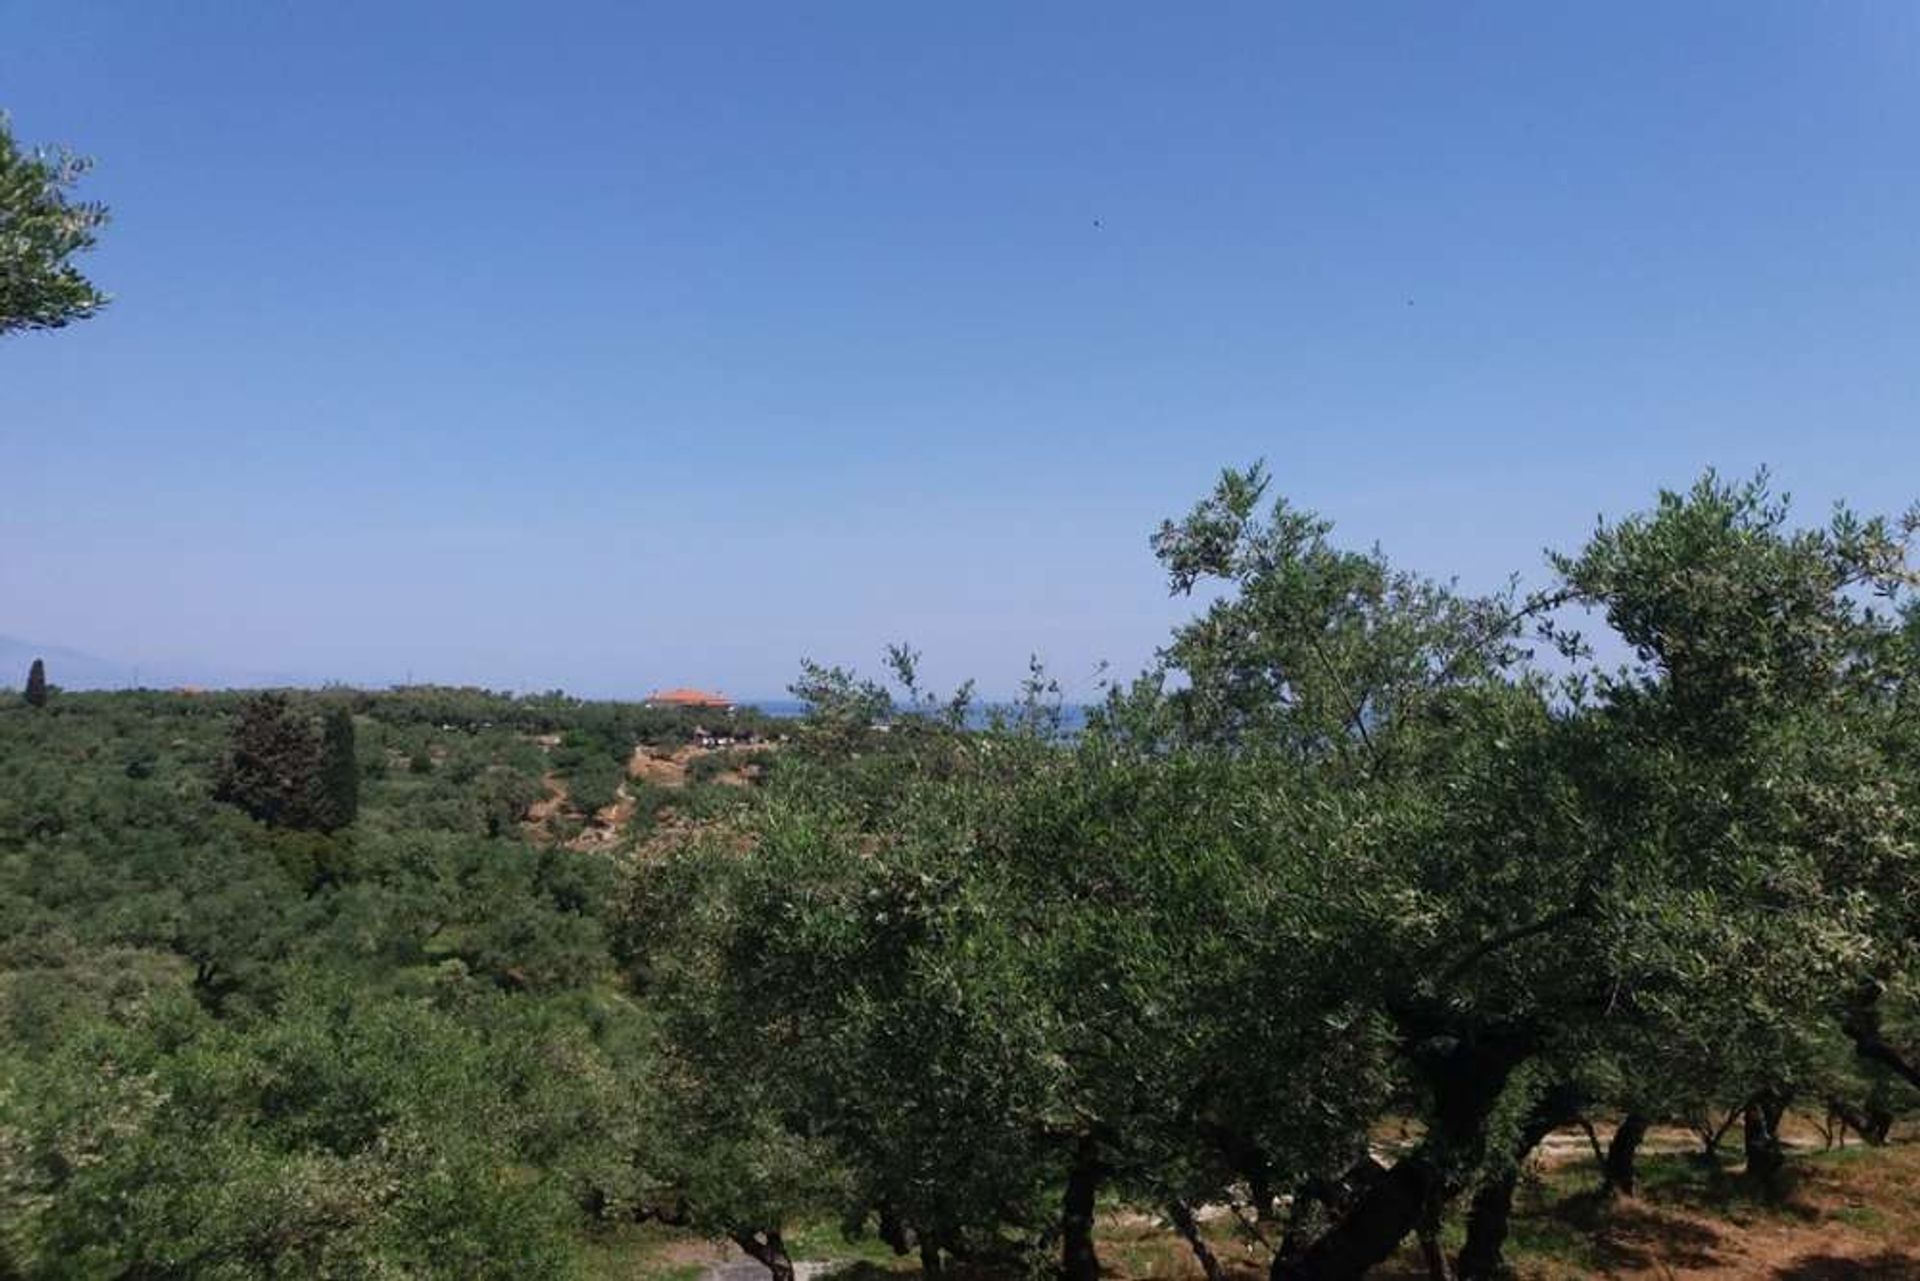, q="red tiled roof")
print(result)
[646,687,733,708]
